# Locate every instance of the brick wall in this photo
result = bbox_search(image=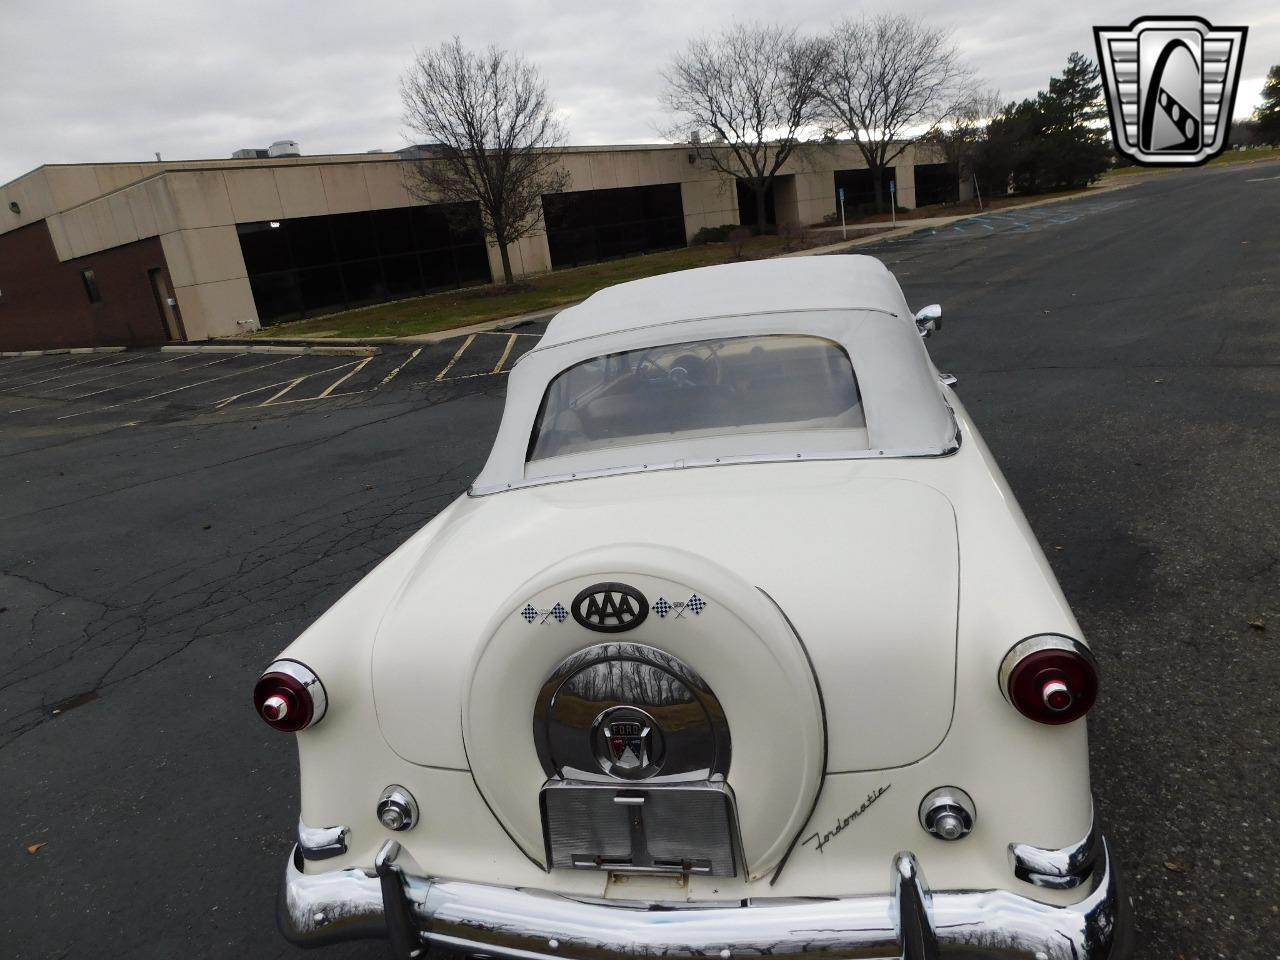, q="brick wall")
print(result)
[0,221,173,351]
